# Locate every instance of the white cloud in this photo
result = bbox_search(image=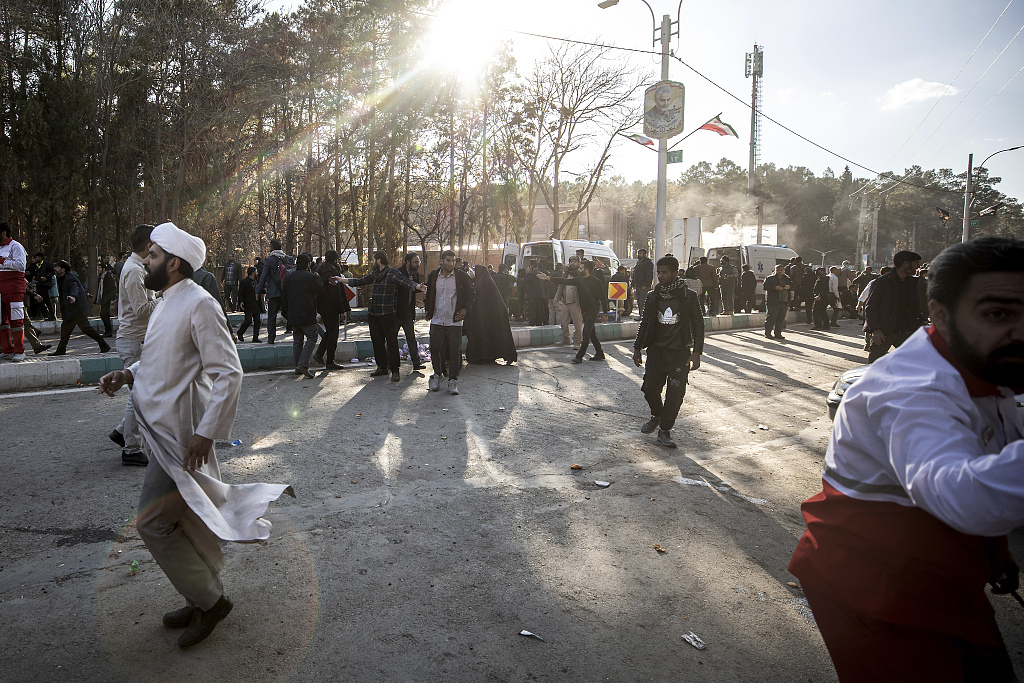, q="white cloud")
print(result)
[880,78,958,110]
